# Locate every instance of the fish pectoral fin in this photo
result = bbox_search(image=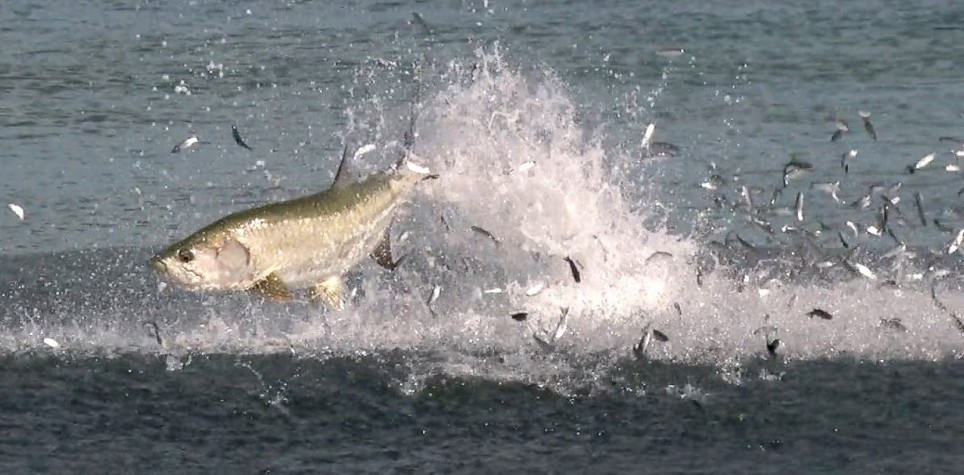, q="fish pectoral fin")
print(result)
[310,276,345,310]
[250,273,293,301]
[370,229,401,270]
